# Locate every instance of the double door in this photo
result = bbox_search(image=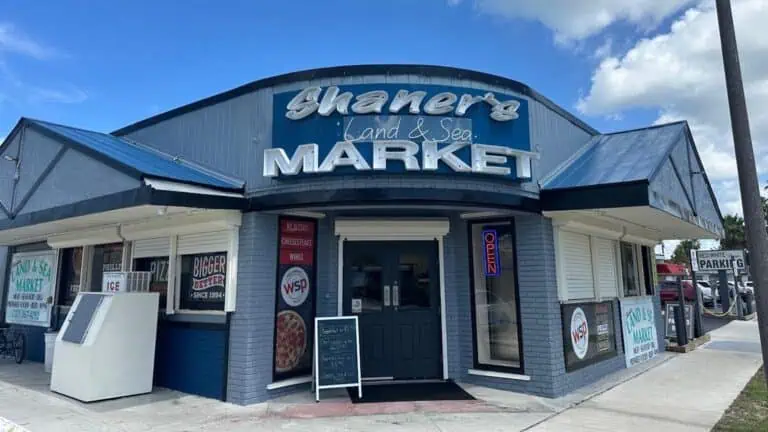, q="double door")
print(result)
[343,241,442,380]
